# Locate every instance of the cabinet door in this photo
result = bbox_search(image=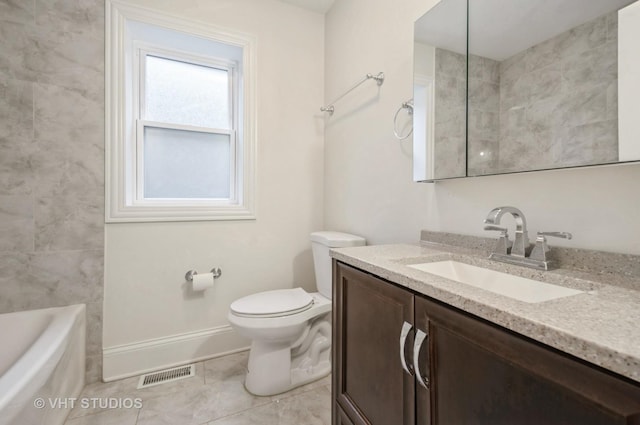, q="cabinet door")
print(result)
[416,296,640,425]
[333,261,415,425]
[335,403,355,425]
